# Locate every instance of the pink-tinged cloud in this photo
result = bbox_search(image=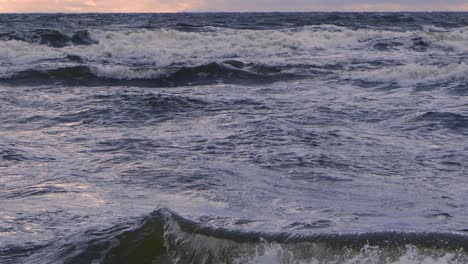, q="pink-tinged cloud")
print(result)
[0,0,195,12]
[0,0,468,12]
[342,3,468,12]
